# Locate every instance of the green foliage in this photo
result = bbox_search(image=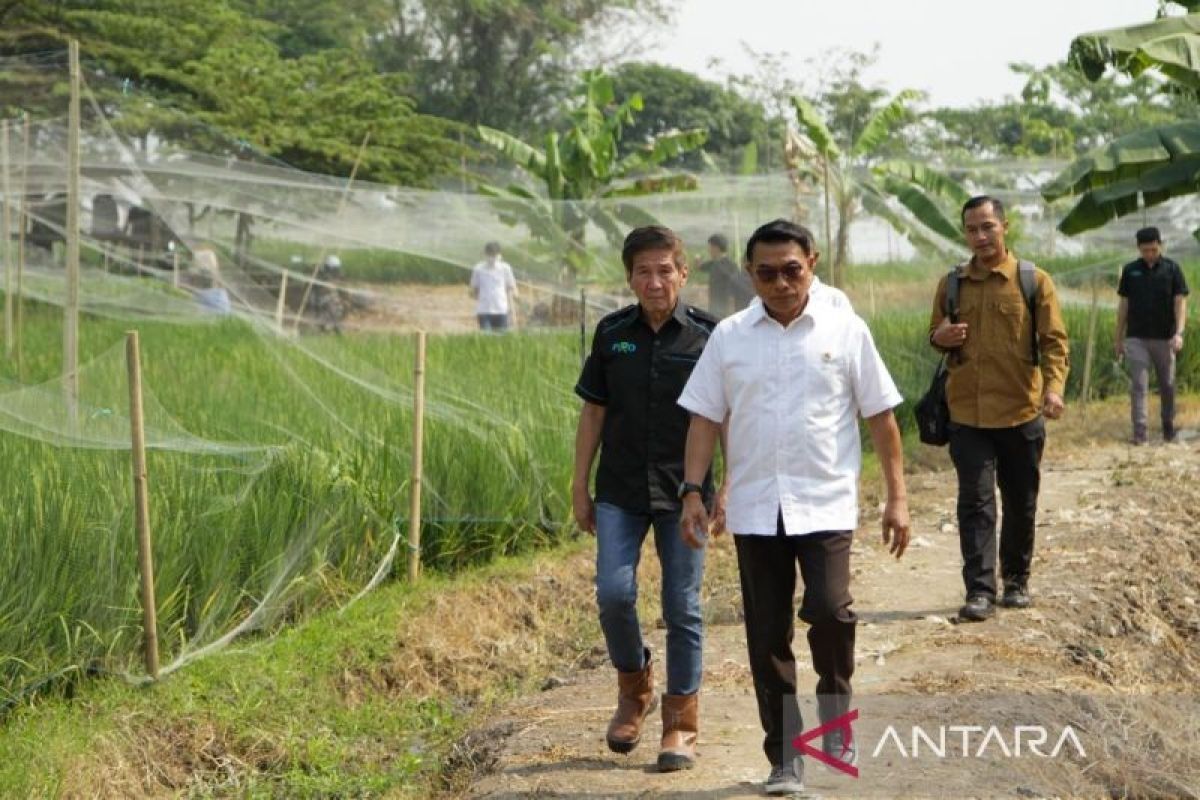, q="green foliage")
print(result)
[370,0,669,134]
[609,62,771,172]
[788,64,965,281]
[1044,7,1200,237]
[0,0,462,186]
[0,303,582,699]
[477,69,707,279]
